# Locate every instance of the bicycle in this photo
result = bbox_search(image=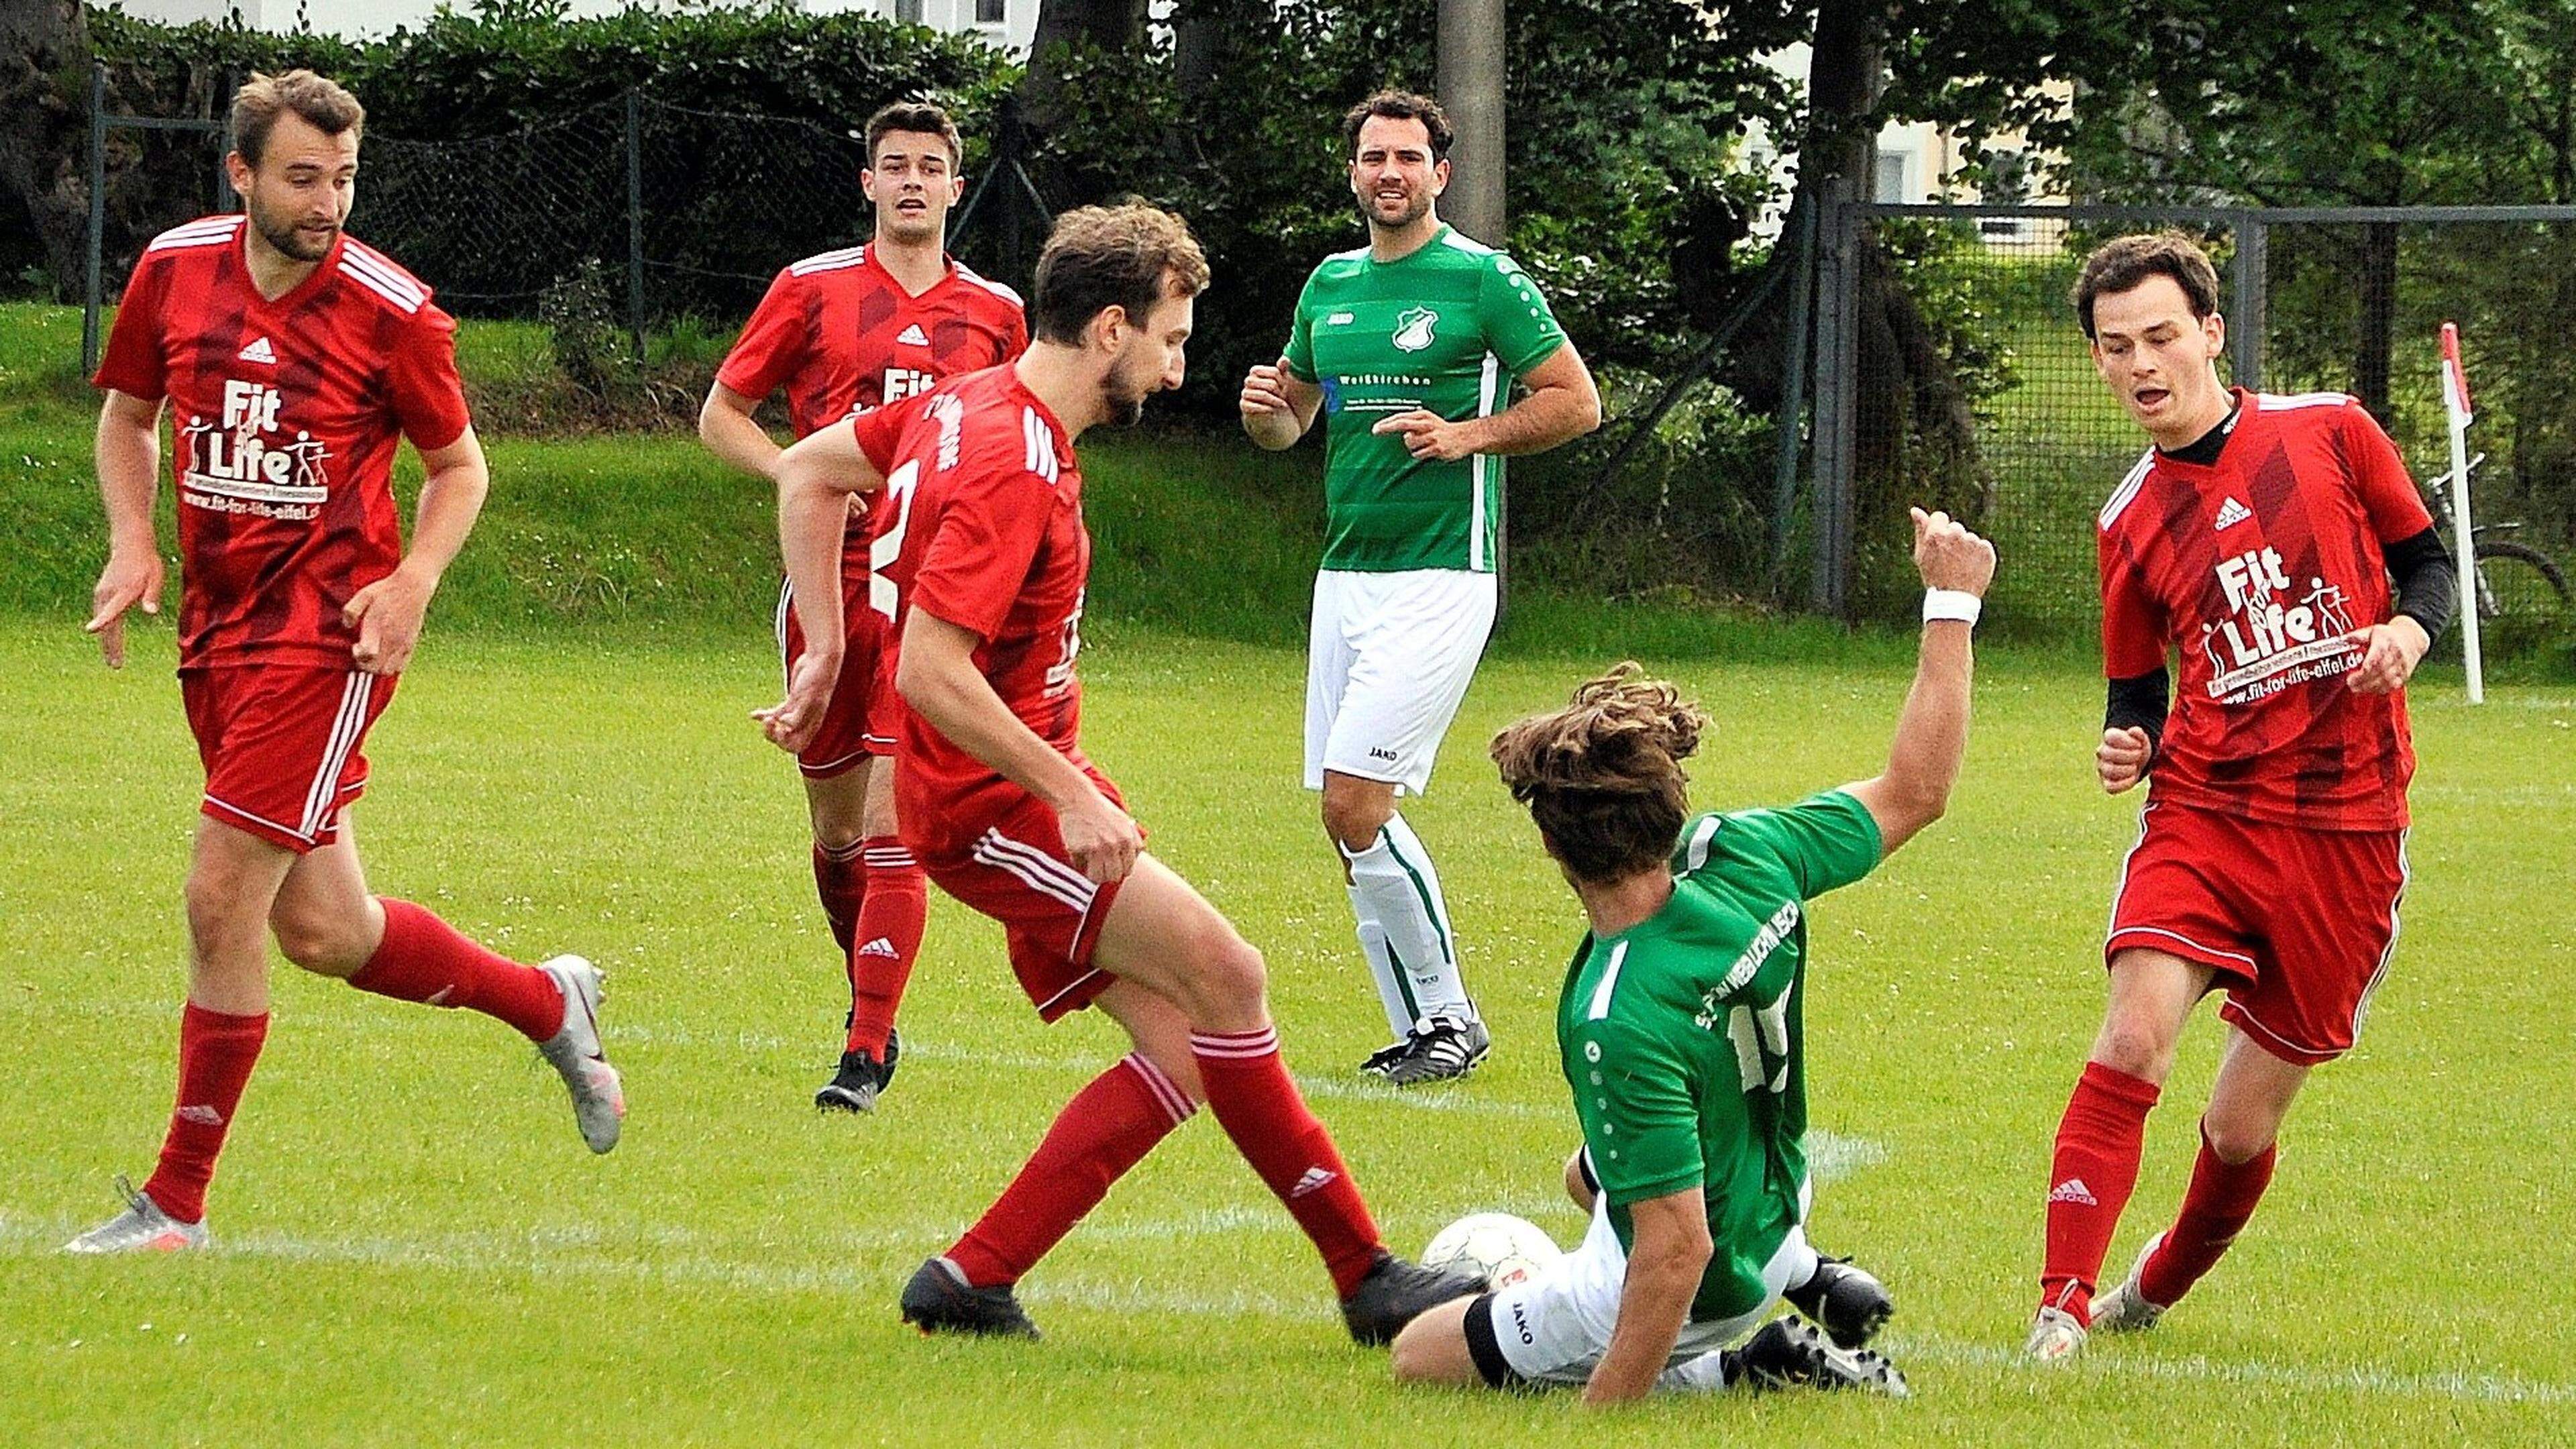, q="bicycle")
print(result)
[2420,451,2571,625]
